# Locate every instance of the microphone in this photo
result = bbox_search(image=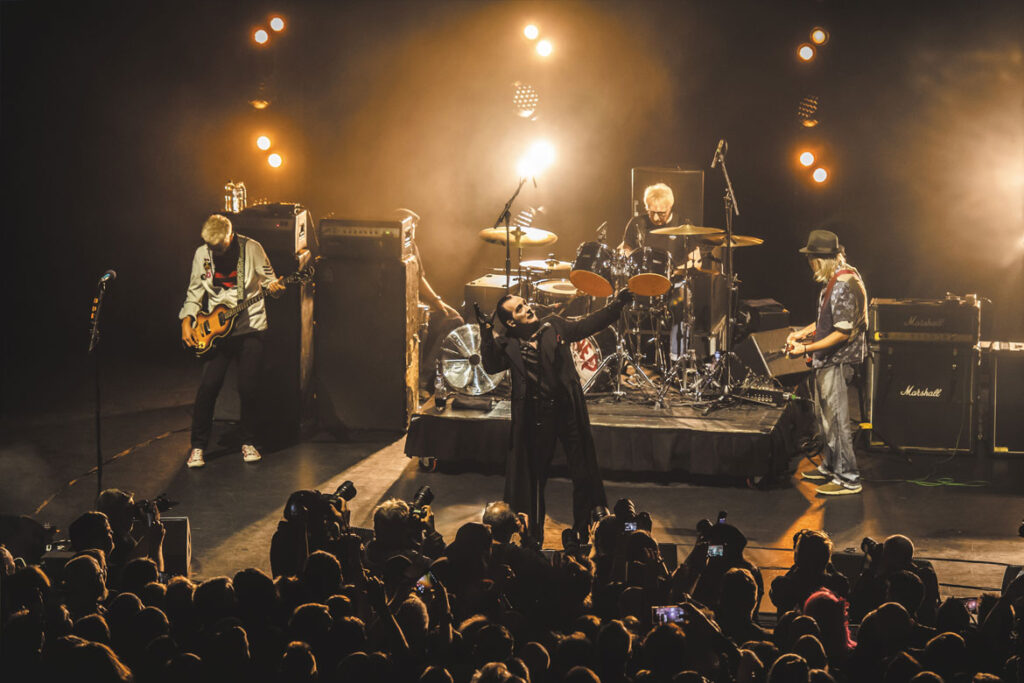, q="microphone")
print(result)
[98,269,117,284]
[710,139,725,168]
